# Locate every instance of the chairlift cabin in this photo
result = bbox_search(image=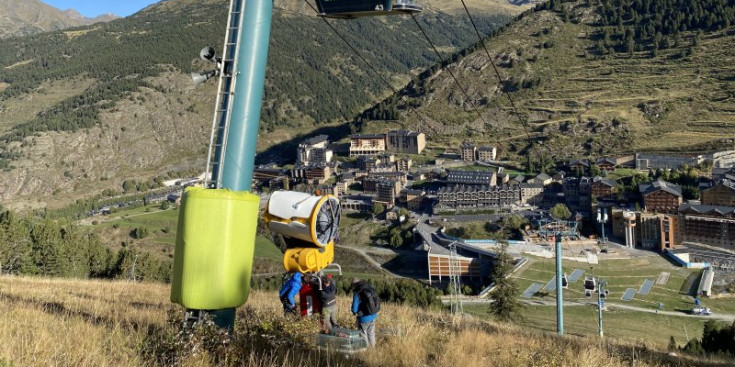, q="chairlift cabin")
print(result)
[583,275,597,291]
[561,273,569,289]
[315,0,422,19]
